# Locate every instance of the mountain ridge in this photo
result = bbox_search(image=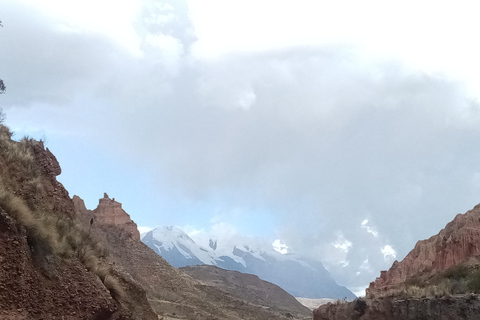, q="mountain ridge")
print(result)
[143,225,356,300]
